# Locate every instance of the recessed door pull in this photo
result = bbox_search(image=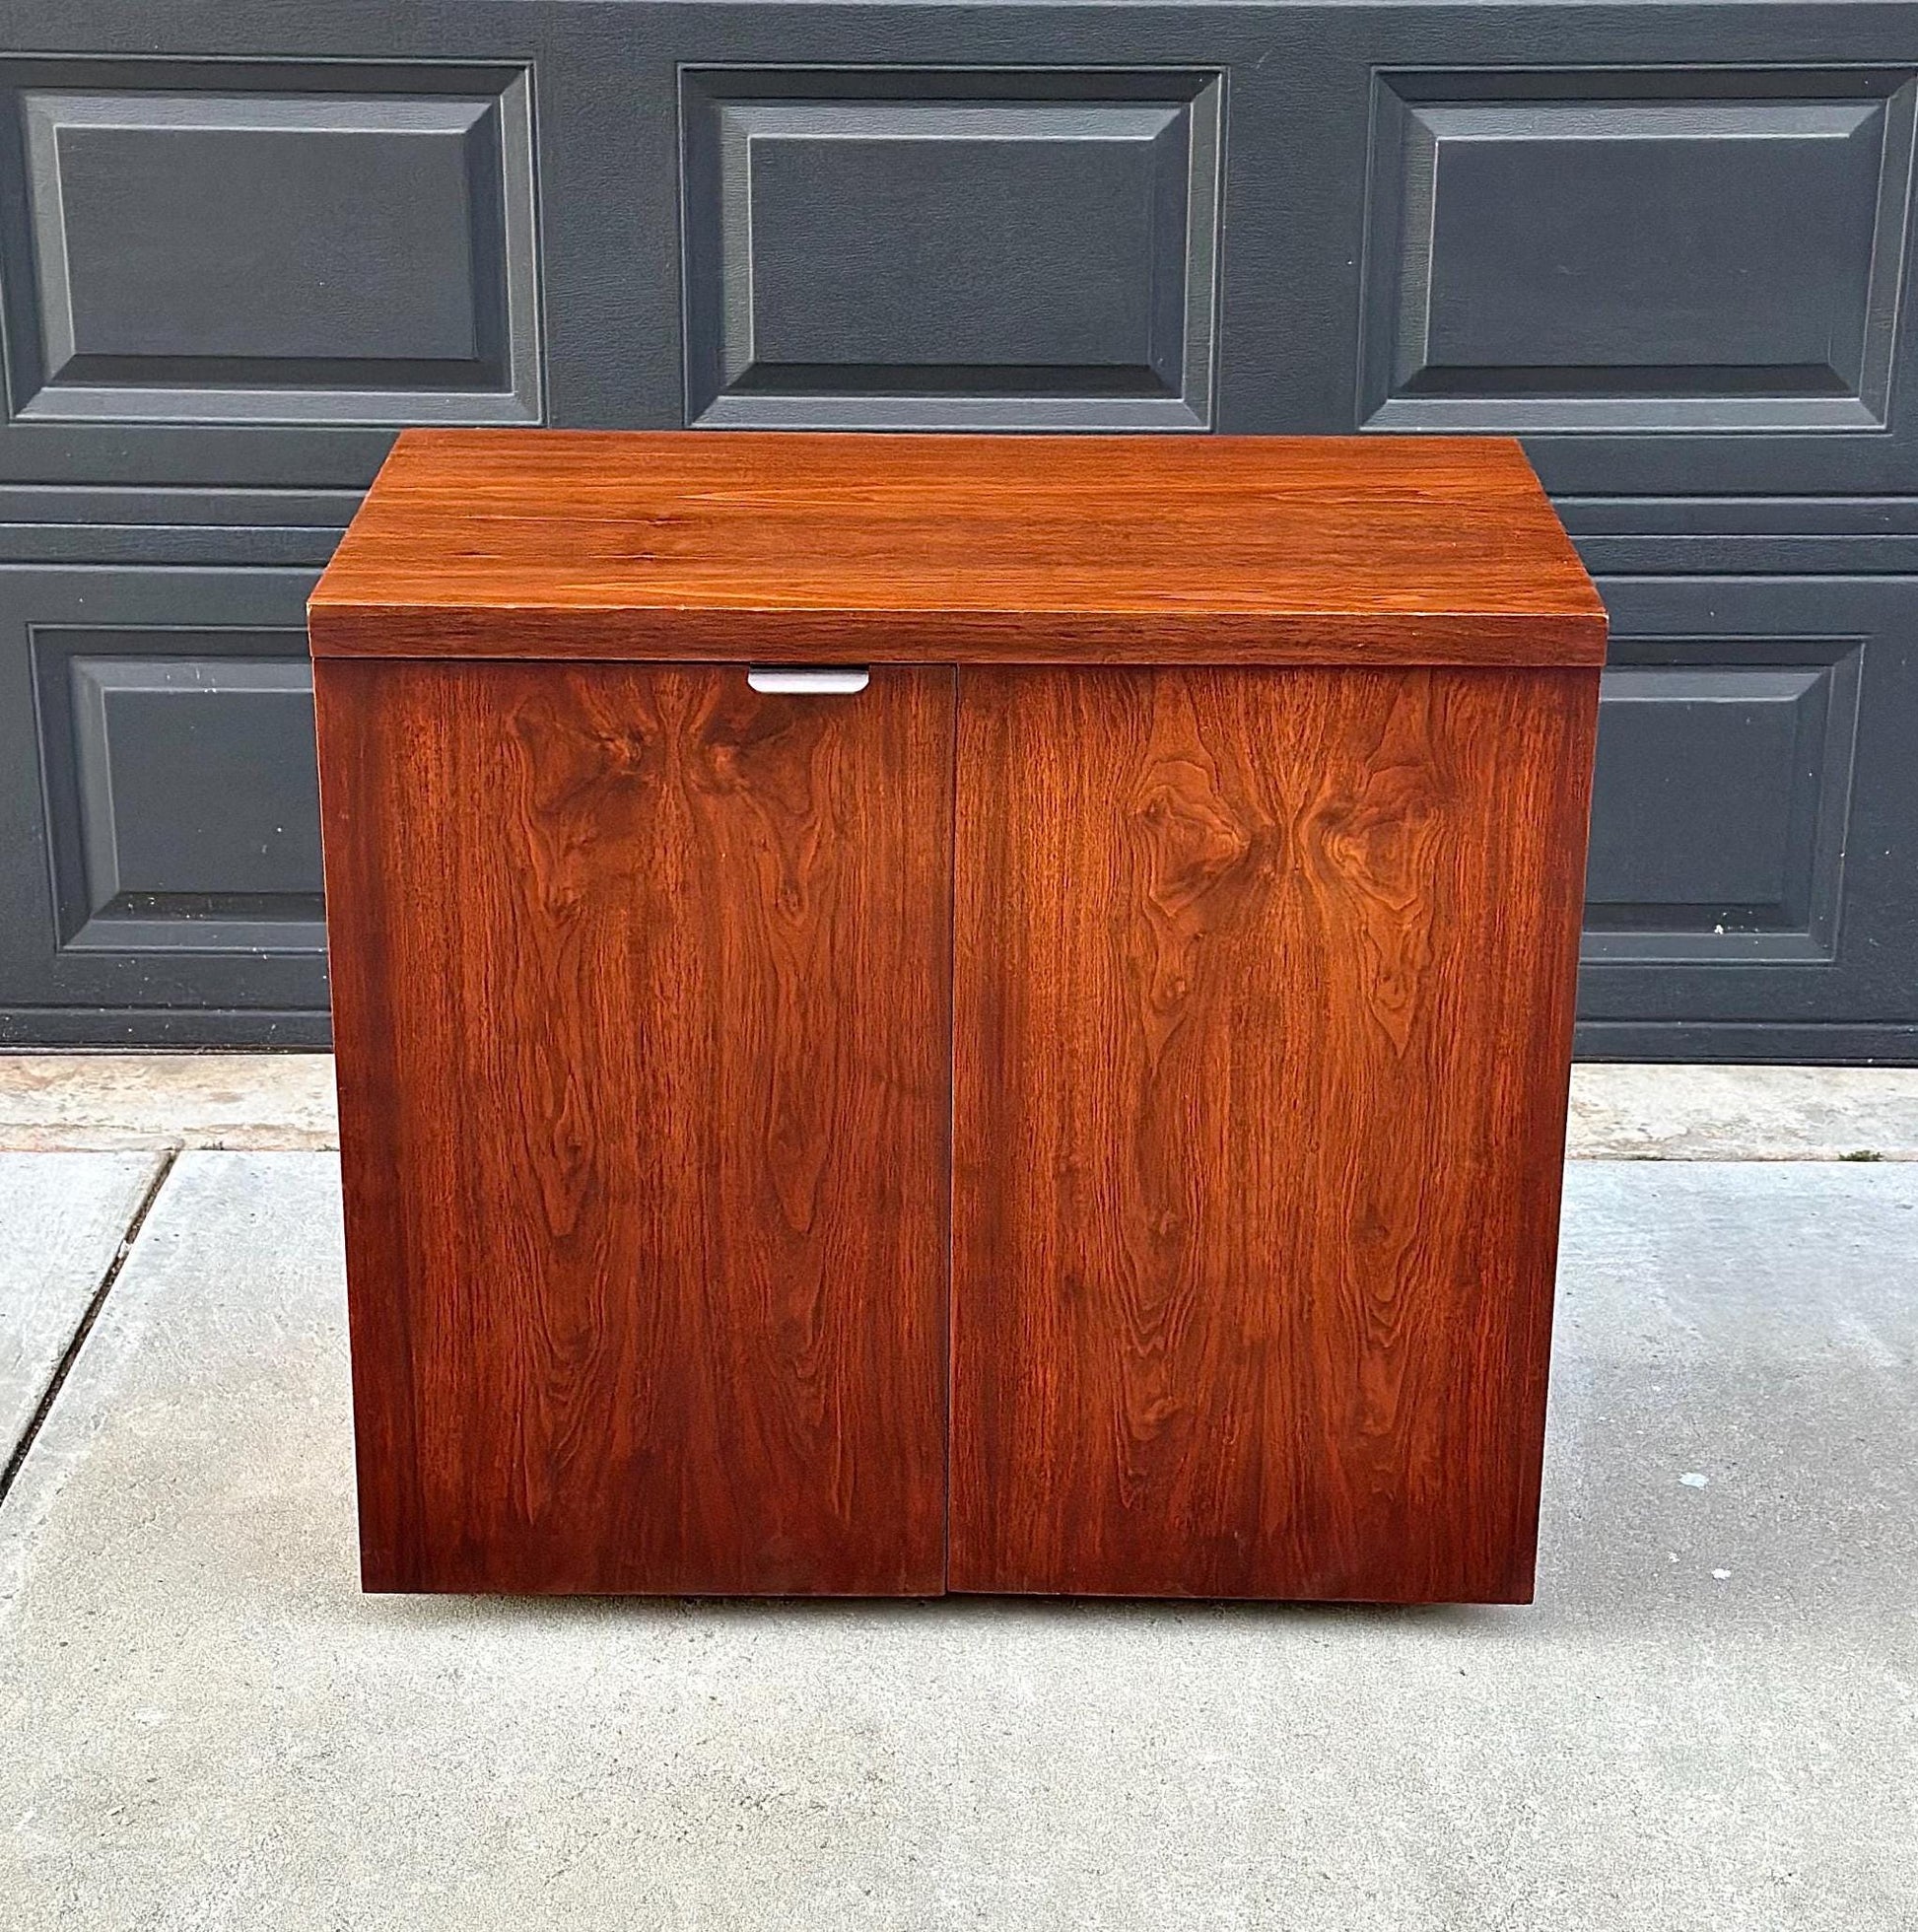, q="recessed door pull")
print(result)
[747,665,870,695]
